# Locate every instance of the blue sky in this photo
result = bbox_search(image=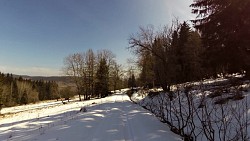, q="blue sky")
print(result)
[0,0,195,76]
